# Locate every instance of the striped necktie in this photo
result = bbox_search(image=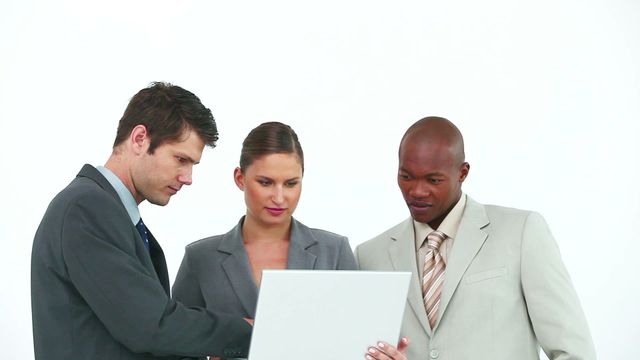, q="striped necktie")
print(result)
[422,230,446,329]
